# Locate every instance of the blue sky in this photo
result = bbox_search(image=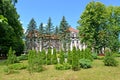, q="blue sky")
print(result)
[16,0,120,30]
